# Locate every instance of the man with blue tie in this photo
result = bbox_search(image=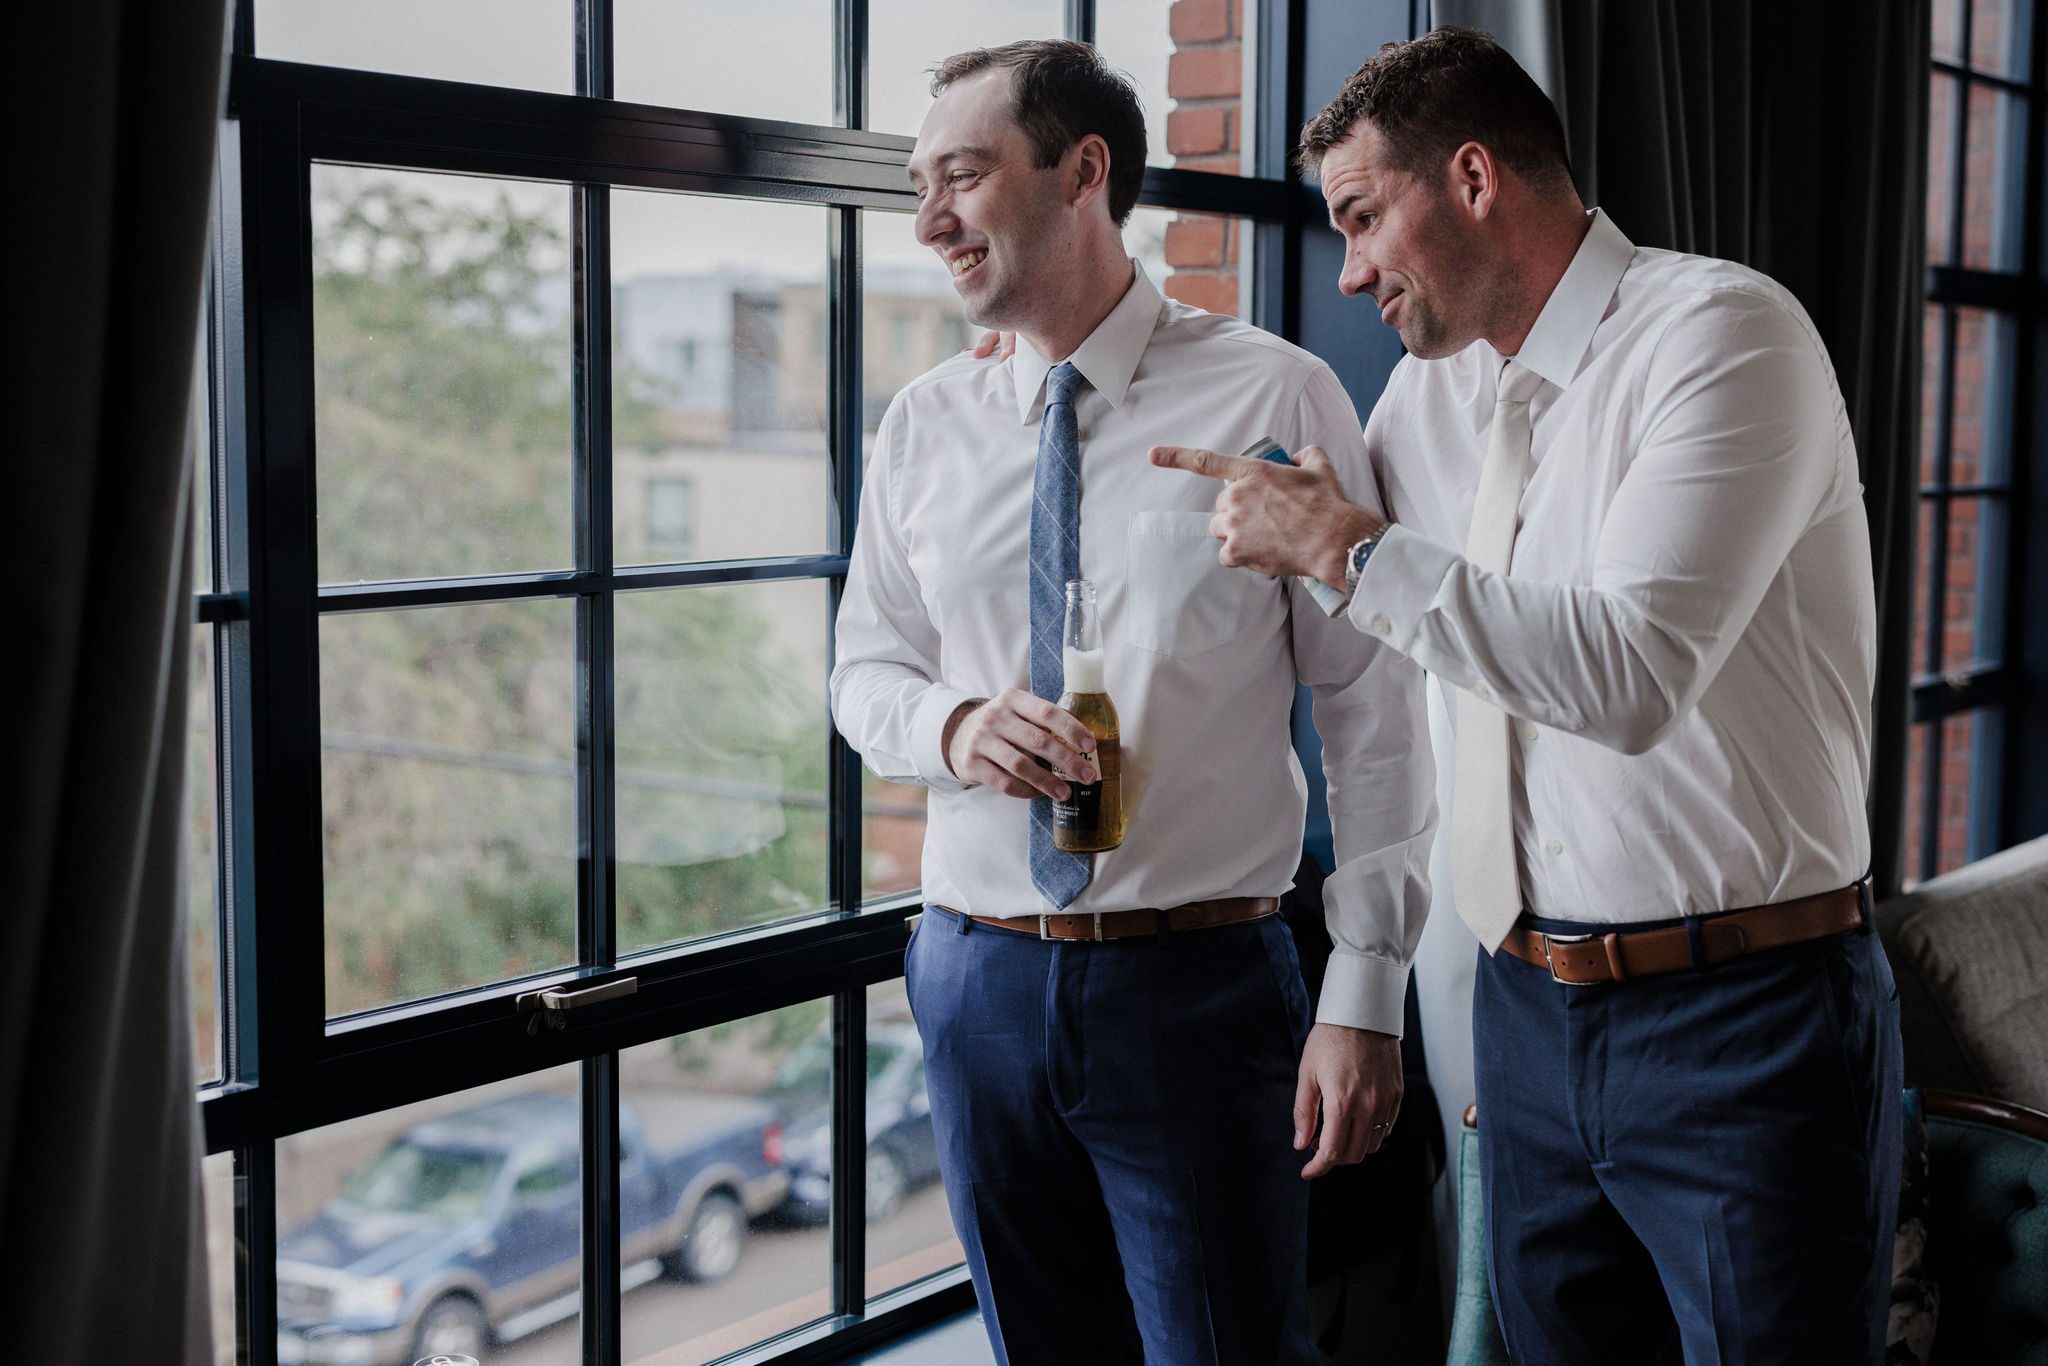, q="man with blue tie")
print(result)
[1154,28,1901,1365]
[829,38,1434,1366]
